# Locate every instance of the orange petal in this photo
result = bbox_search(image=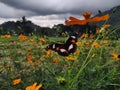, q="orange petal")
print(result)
[69,16,80,21]
[31,82,37,90]
[26,86,32,90]
[83,12,92,20]
[35,84,42,90]
[13,78,21,85]
[65,20,87,26]
[89,14,110,22]
[102,24,111,28]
